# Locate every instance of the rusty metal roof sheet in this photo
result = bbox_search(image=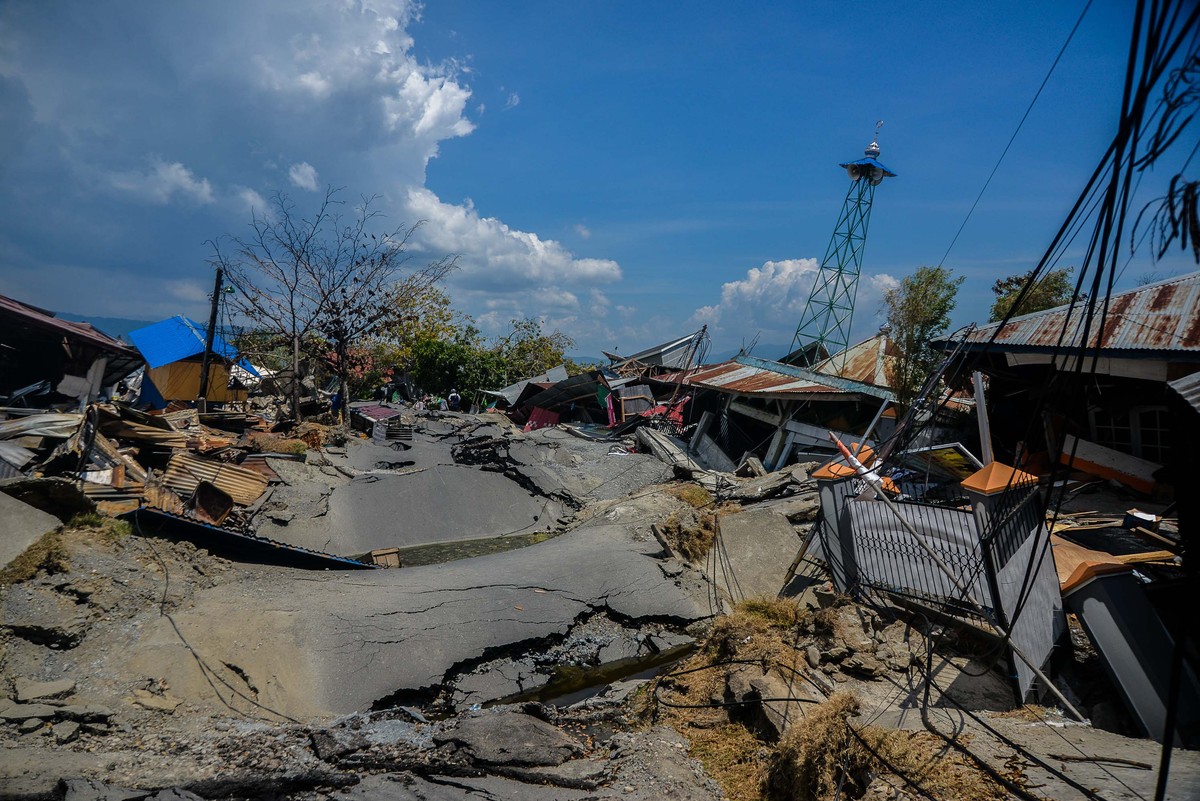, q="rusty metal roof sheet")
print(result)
[162,452,268,506]
[0,293,139,356]
[1169,370,1200,414]
[960,269,1200,355]
[665,334,897,400]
